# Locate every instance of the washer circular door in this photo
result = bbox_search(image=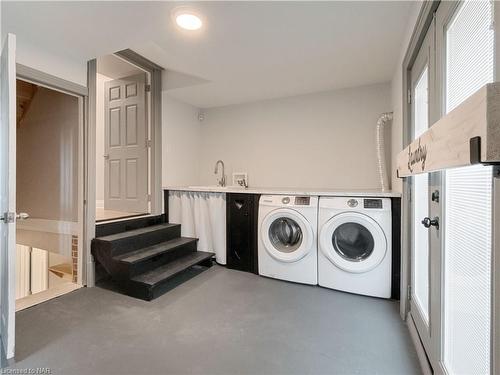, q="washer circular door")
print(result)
[320,212,387,273]
[261,208,314,263]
